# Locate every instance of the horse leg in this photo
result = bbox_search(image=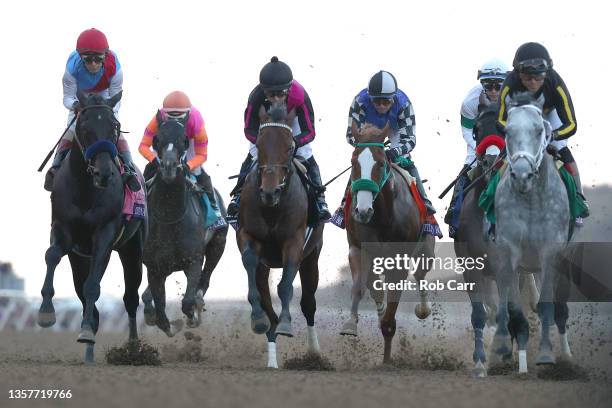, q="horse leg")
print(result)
[142,285,156,326]
[68,252,97,363]
[299,249,321,354]
[366,263,385,320]
[183,261,204,328]
[489,245,516,367]
[38,223,71,327]
[148,269,181,337]
[536,256,557,366]
[380,301,399,364]
[464,268,488,377]
[275,235,304,337]
[555,263,572,359]
[256,265,279,368]
[414,236,435,319]
[117,235,144,341]
[508,299,529,373]
[78,223,116,347]
[340,245,365,336]
[199,226,228,298]
[238,233,268,334]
